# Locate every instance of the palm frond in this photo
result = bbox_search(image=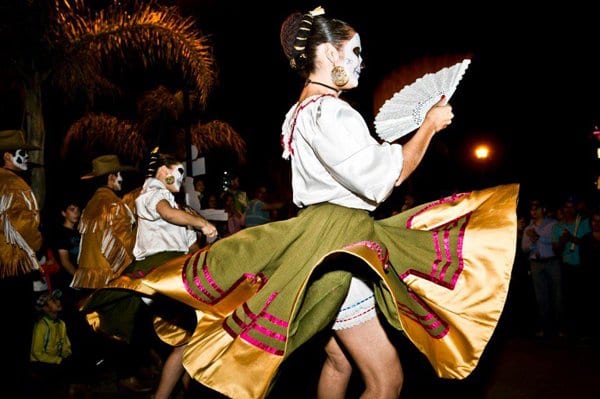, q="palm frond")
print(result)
[192,120,247,163]
[52,0,216,105]
[137,86,183,120]
[136,85,183,139]
[61,112,145,162]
